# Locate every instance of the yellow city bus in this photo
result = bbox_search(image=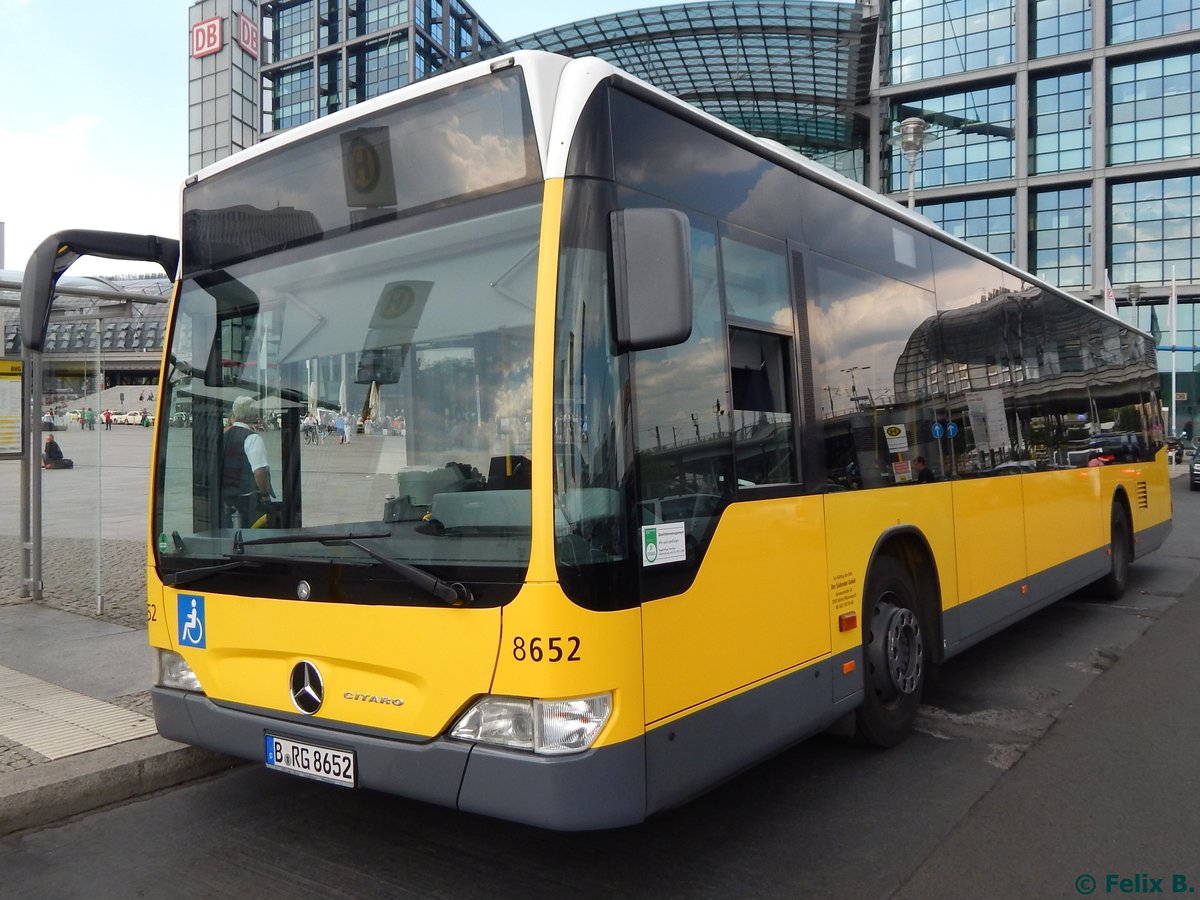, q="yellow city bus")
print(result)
[138,51,1170,829]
